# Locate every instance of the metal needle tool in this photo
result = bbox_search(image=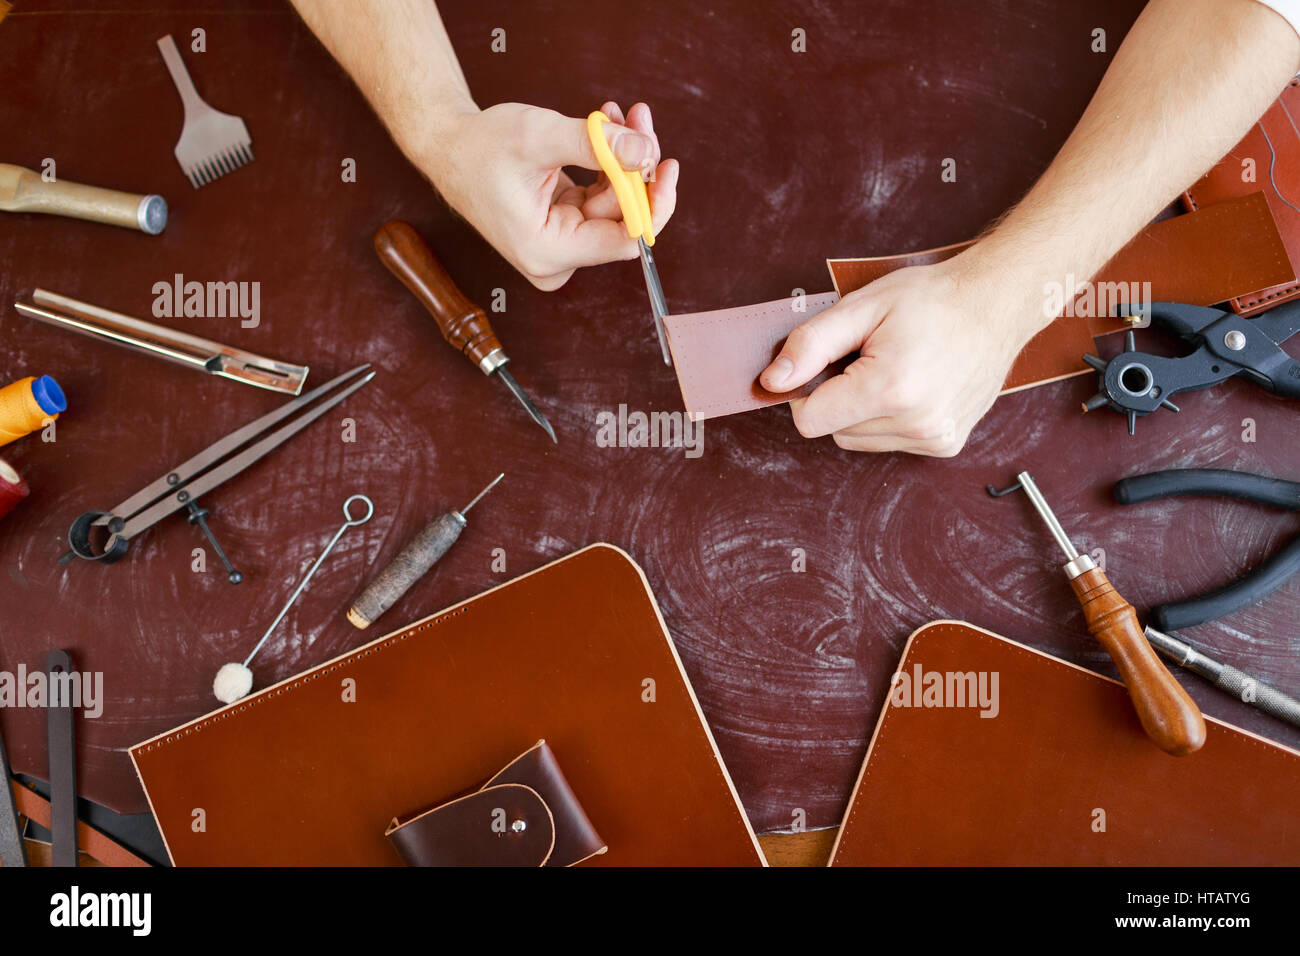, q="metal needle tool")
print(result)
[347,473,503,630]
[213,494,374,703]
[1145,627,1300,729]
